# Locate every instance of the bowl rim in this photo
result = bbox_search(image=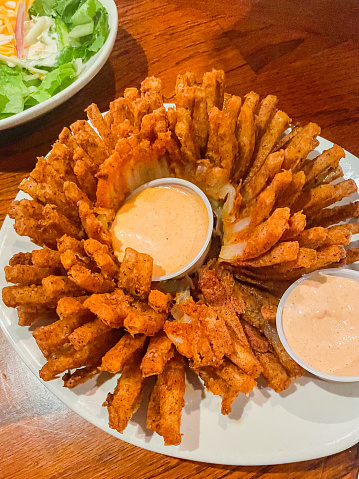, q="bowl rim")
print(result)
[116,177,214,282]
[276,267,359,383]
[0,0,118,131]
